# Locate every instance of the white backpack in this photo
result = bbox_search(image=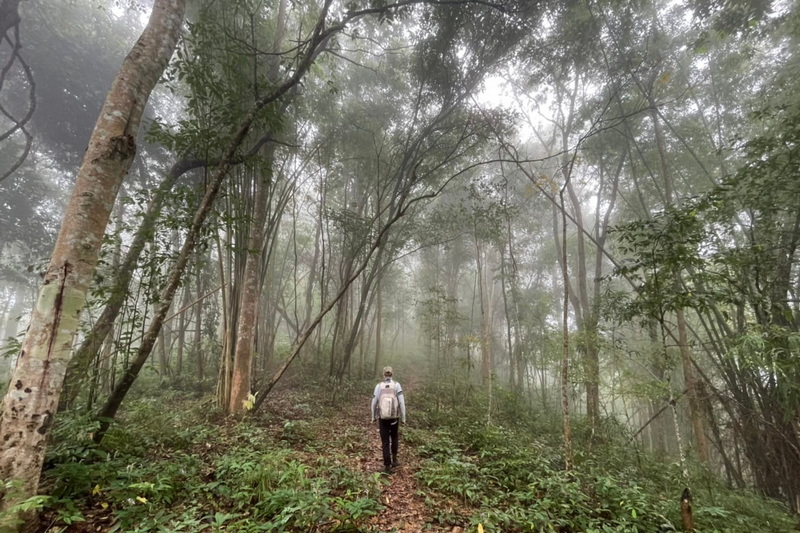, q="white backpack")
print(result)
[378,380,399,420]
